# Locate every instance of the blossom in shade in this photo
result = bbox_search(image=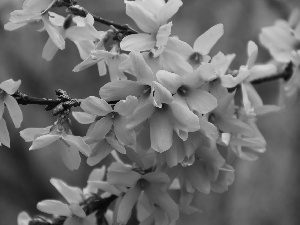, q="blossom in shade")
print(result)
[20,116,91,170]
[37,179,96,225]
[107,162,179,225]
[17,212,32,225]
[42,13,103,61]
[4,0,55,31]
[73,44,128,81]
